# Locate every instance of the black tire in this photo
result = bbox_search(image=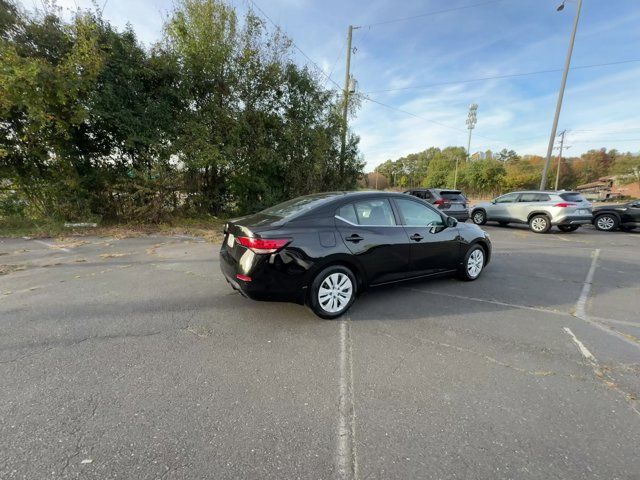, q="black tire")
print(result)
[308,265,357,319]
[457,245,486,281]
[558,225,580,232]
[529,214,551,233]
[498,221,509,227]
[594,214,618,232]
[472,210,487,225]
